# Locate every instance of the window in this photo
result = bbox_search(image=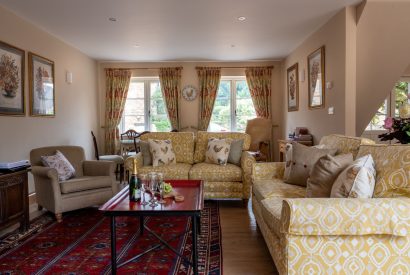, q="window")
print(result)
[120,78,171,132]
[366,81,410,131]
[209,77,256,132]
